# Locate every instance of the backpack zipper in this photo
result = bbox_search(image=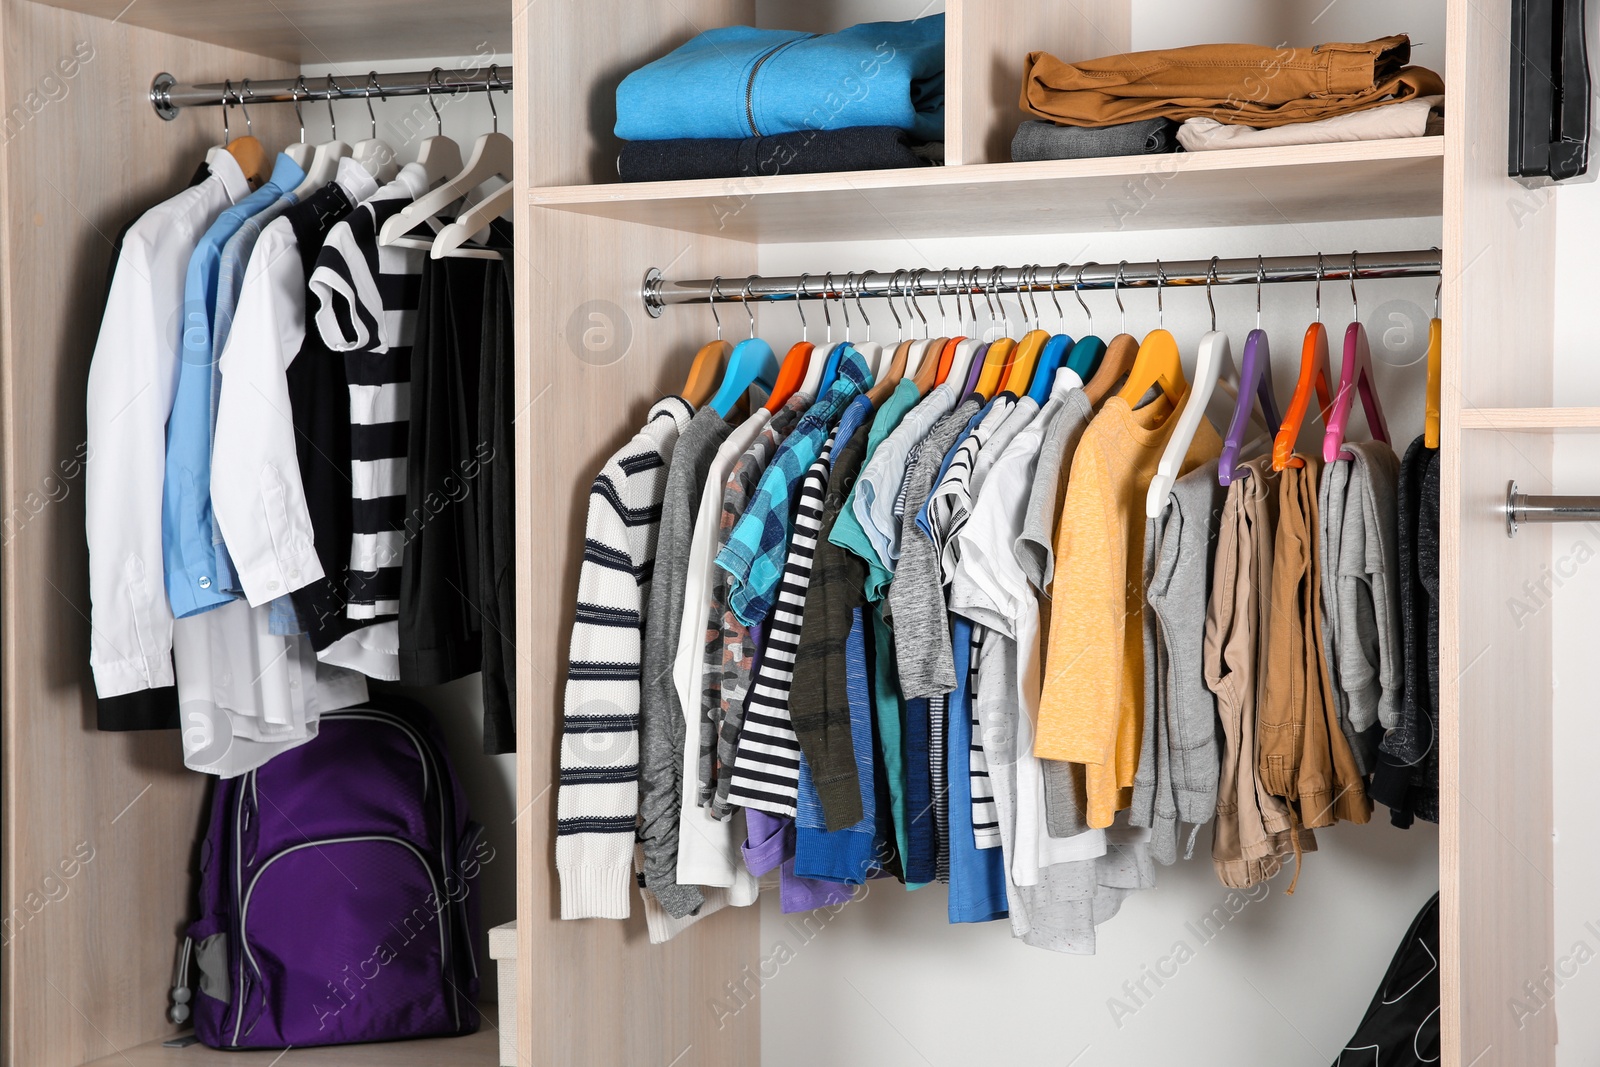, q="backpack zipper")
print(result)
[745,35,818,136]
